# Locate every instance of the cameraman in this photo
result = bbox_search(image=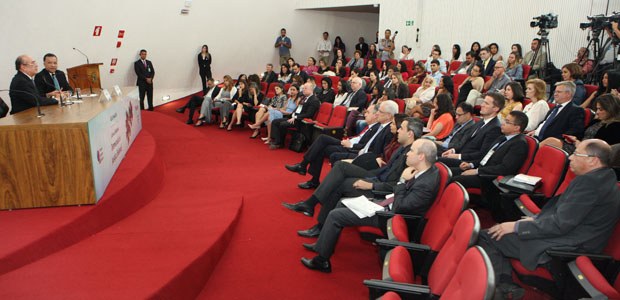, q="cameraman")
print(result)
[524,38,547,79]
